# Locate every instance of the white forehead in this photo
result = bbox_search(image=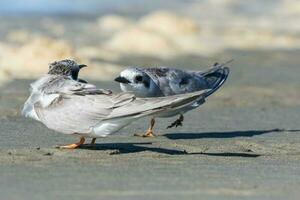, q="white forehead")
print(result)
[120,68,144,78]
